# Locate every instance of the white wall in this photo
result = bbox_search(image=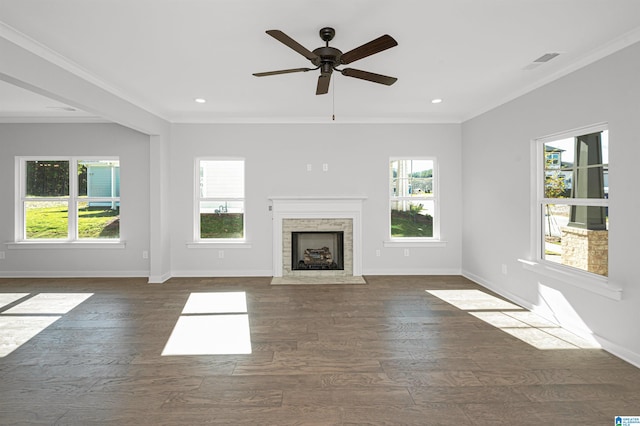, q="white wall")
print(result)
[461,42,640,365]
[169,123,462,276]
[0,123,151,277]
